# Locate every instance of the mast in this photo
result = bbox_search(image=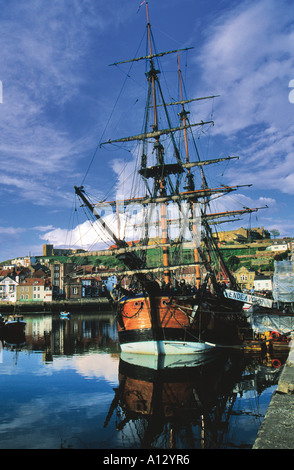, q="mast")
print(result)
[146,2,158,132]
[145,1,170,285]
[177,52,201,289]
